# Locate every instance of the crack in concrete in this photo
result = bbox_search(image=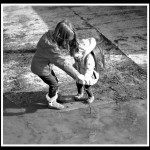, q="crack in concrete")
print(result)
[70,8,147,75]
[3,7,147,76]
